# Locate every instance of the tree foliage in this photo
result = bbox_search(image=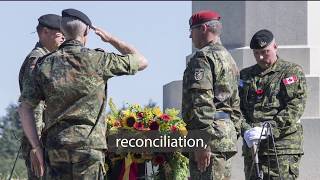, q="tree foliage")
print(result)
[145,99,157,108]
[0,103,27,179]
[0,104,23,158]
